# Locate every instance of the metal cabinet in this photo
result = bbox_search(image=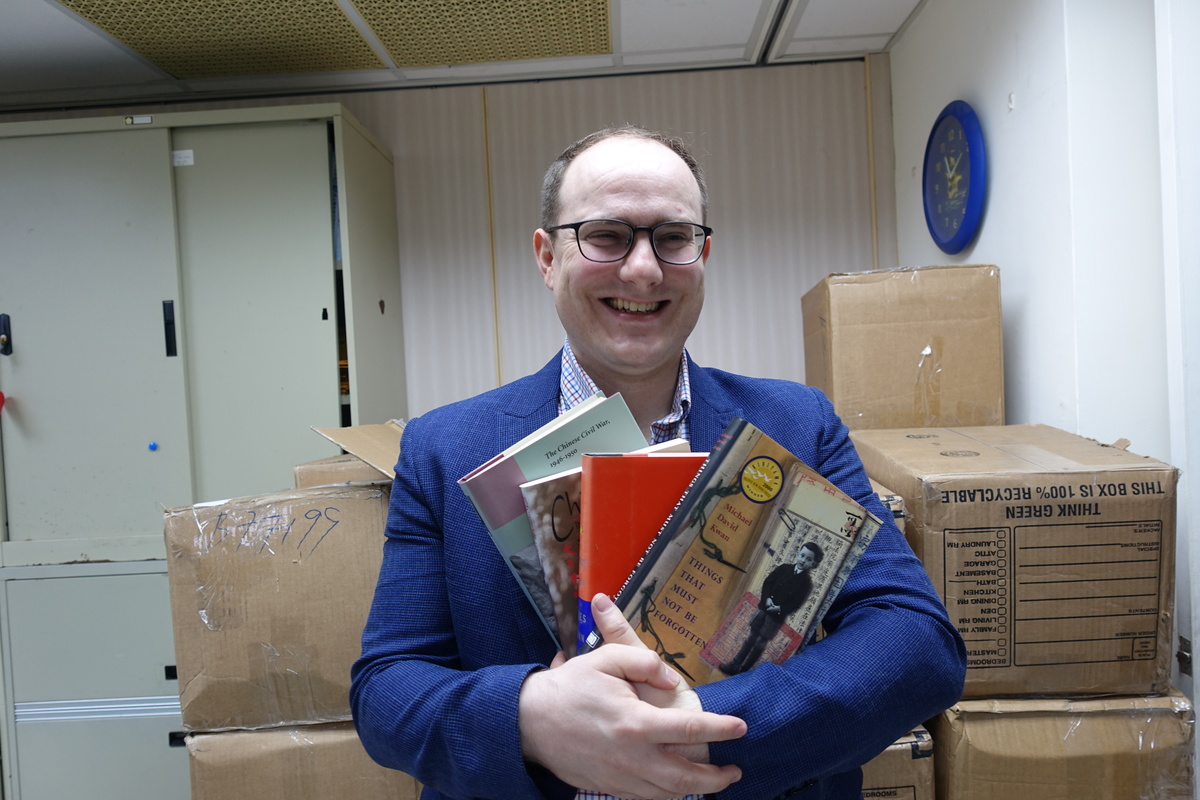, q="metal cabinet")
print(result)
[0,103,406,566]
[0,104,407,798]
[0,562,188,800]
